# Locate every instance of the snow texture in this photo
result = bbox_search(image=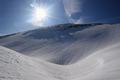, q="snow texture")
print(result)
[0,23,120,80]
